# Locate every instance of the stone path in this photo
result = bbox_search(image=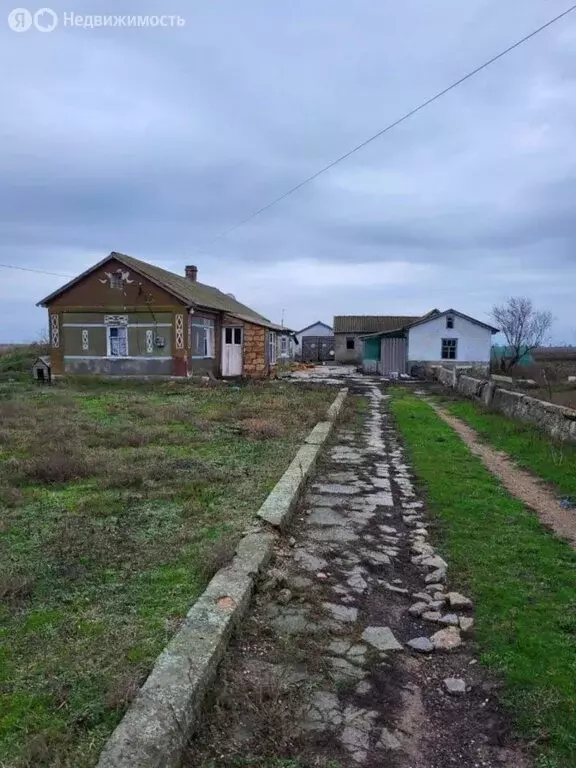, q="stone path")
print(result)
[188,378,529,767]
